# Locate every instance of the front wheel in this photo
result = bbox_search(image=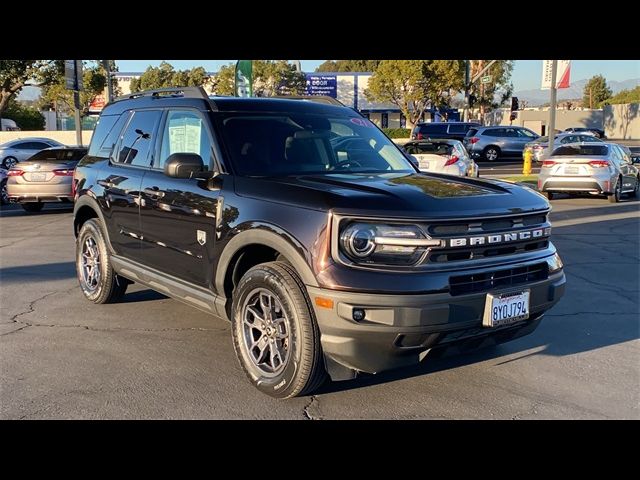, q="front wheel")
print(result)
[631,177,639,198]
[76,219,128,303]
[2,156,17,169]
[231,261,326,398]
[0,180,7,205]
